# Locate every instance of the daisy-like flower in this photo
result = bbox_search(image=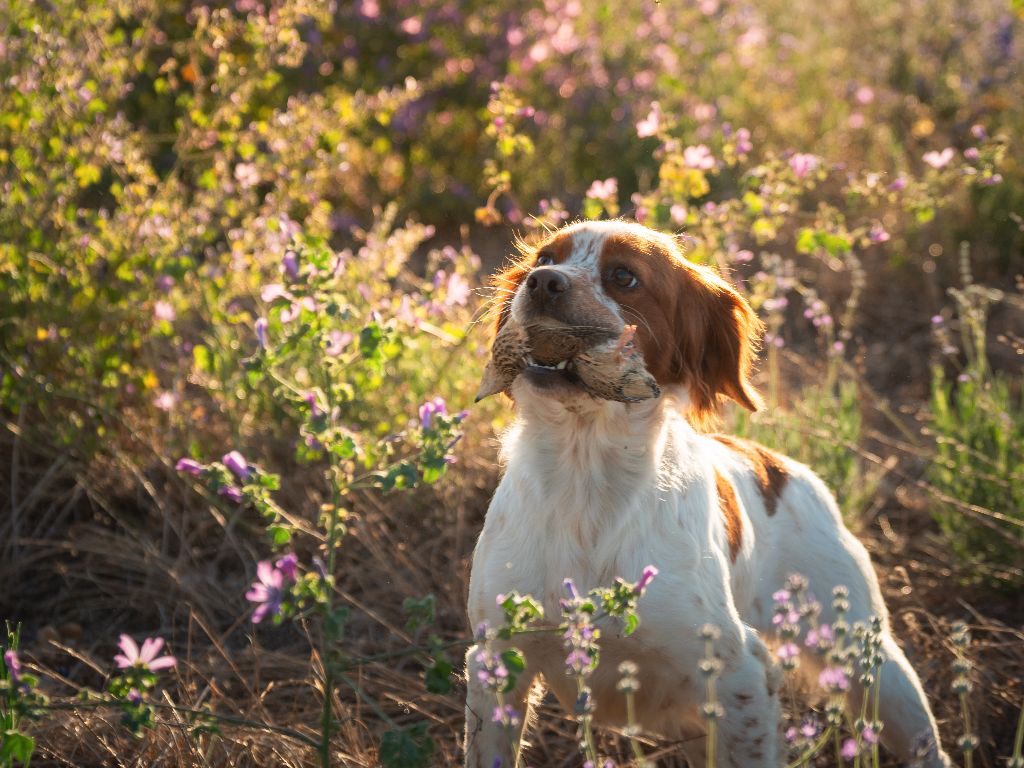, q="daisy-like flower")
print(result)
[114,635,177,671]
[245,559,294,624]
